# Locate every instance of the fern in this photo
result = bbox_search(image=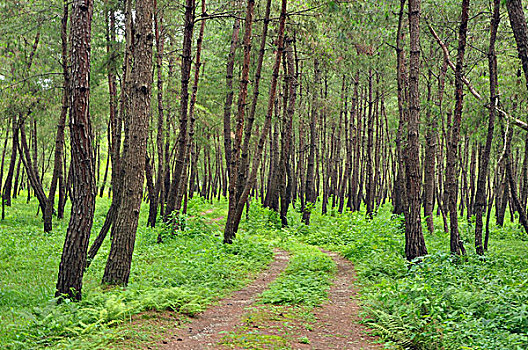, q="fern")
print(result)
[366,309,418,350]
